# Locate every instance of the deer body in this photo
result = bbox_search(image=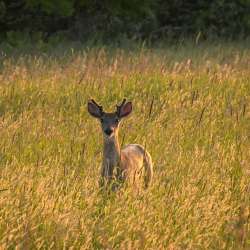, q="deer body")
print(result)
[88,99,153,189]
